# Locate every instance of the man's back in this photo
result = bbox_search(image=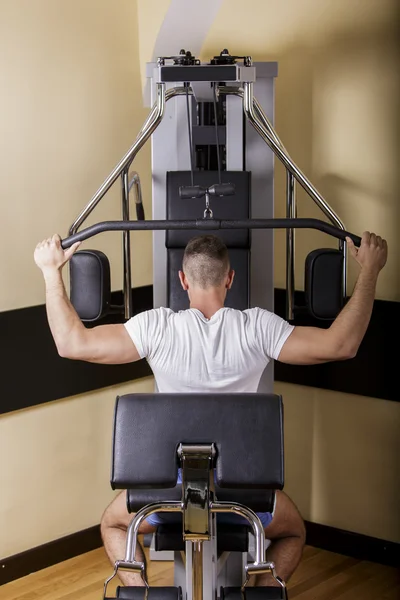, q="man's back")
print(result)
[124,306,294,393]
